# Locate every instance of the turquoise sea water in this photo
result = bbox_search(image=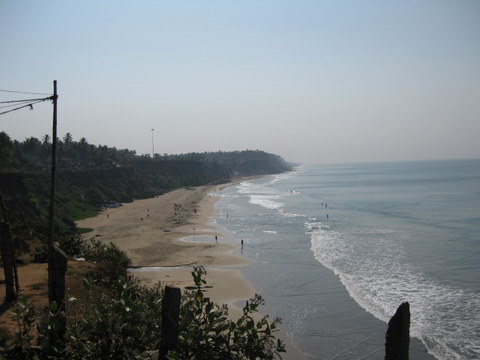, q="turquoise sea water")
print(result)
[213,159,480,360]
